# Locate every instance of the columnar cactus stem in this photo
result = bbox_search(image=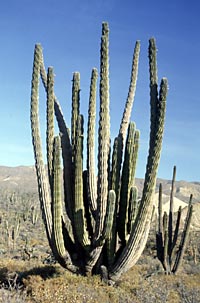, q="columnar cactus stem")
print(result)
[46,67,55,185]
[74,115,91,249]
[95,22,110,240]
[156,167,193,274]
[172,194,193,273]
[87,68,98,216]
[119,41,140,145]
[30,44,52,244]
[71,72,80,159]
